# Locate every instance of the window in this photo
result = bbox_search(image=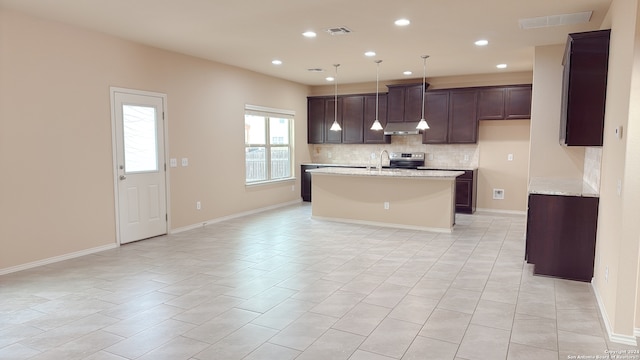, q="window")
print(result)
[245,105,294,184]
